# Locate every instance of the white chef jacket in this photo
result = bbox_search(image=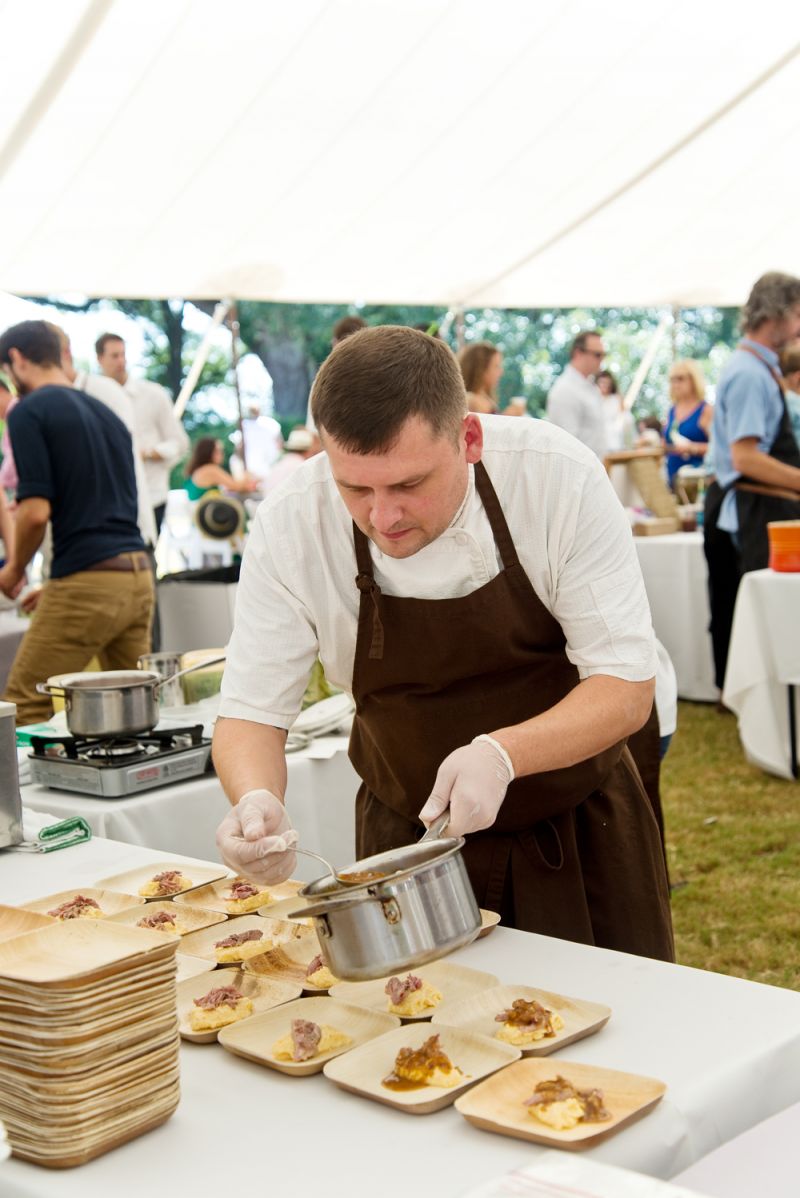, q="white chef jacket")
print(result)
[546,365,608,460]
[123,377,189,507]
[74,372,156,546]
[220,416,656,730]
